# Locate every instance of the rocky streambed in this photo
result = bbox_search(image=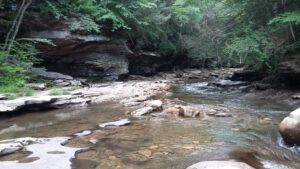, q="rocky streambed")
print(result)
[0,69,300,169]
